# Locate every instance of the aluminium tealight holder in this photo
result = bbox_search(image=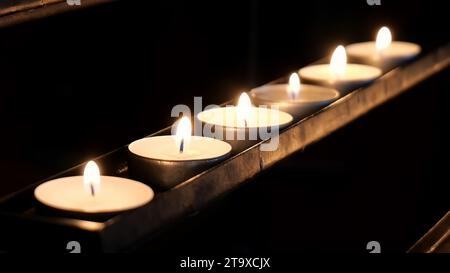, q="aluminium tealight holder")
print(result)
[250,84,340,119]
[128,136,232,191]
